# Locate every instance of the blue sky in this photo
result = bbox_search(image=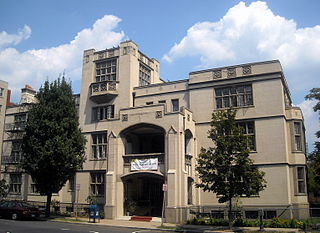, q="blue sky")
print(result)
[0,0,319,150]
